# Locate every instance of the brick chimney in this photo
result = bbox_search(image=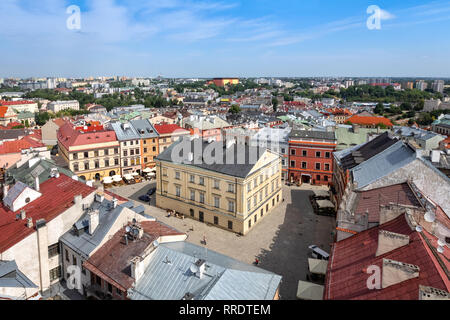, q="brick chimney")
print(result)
[376,230,410,257]
[382,259,420,289]
[419,285,450,300]
[88,209,100,235]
